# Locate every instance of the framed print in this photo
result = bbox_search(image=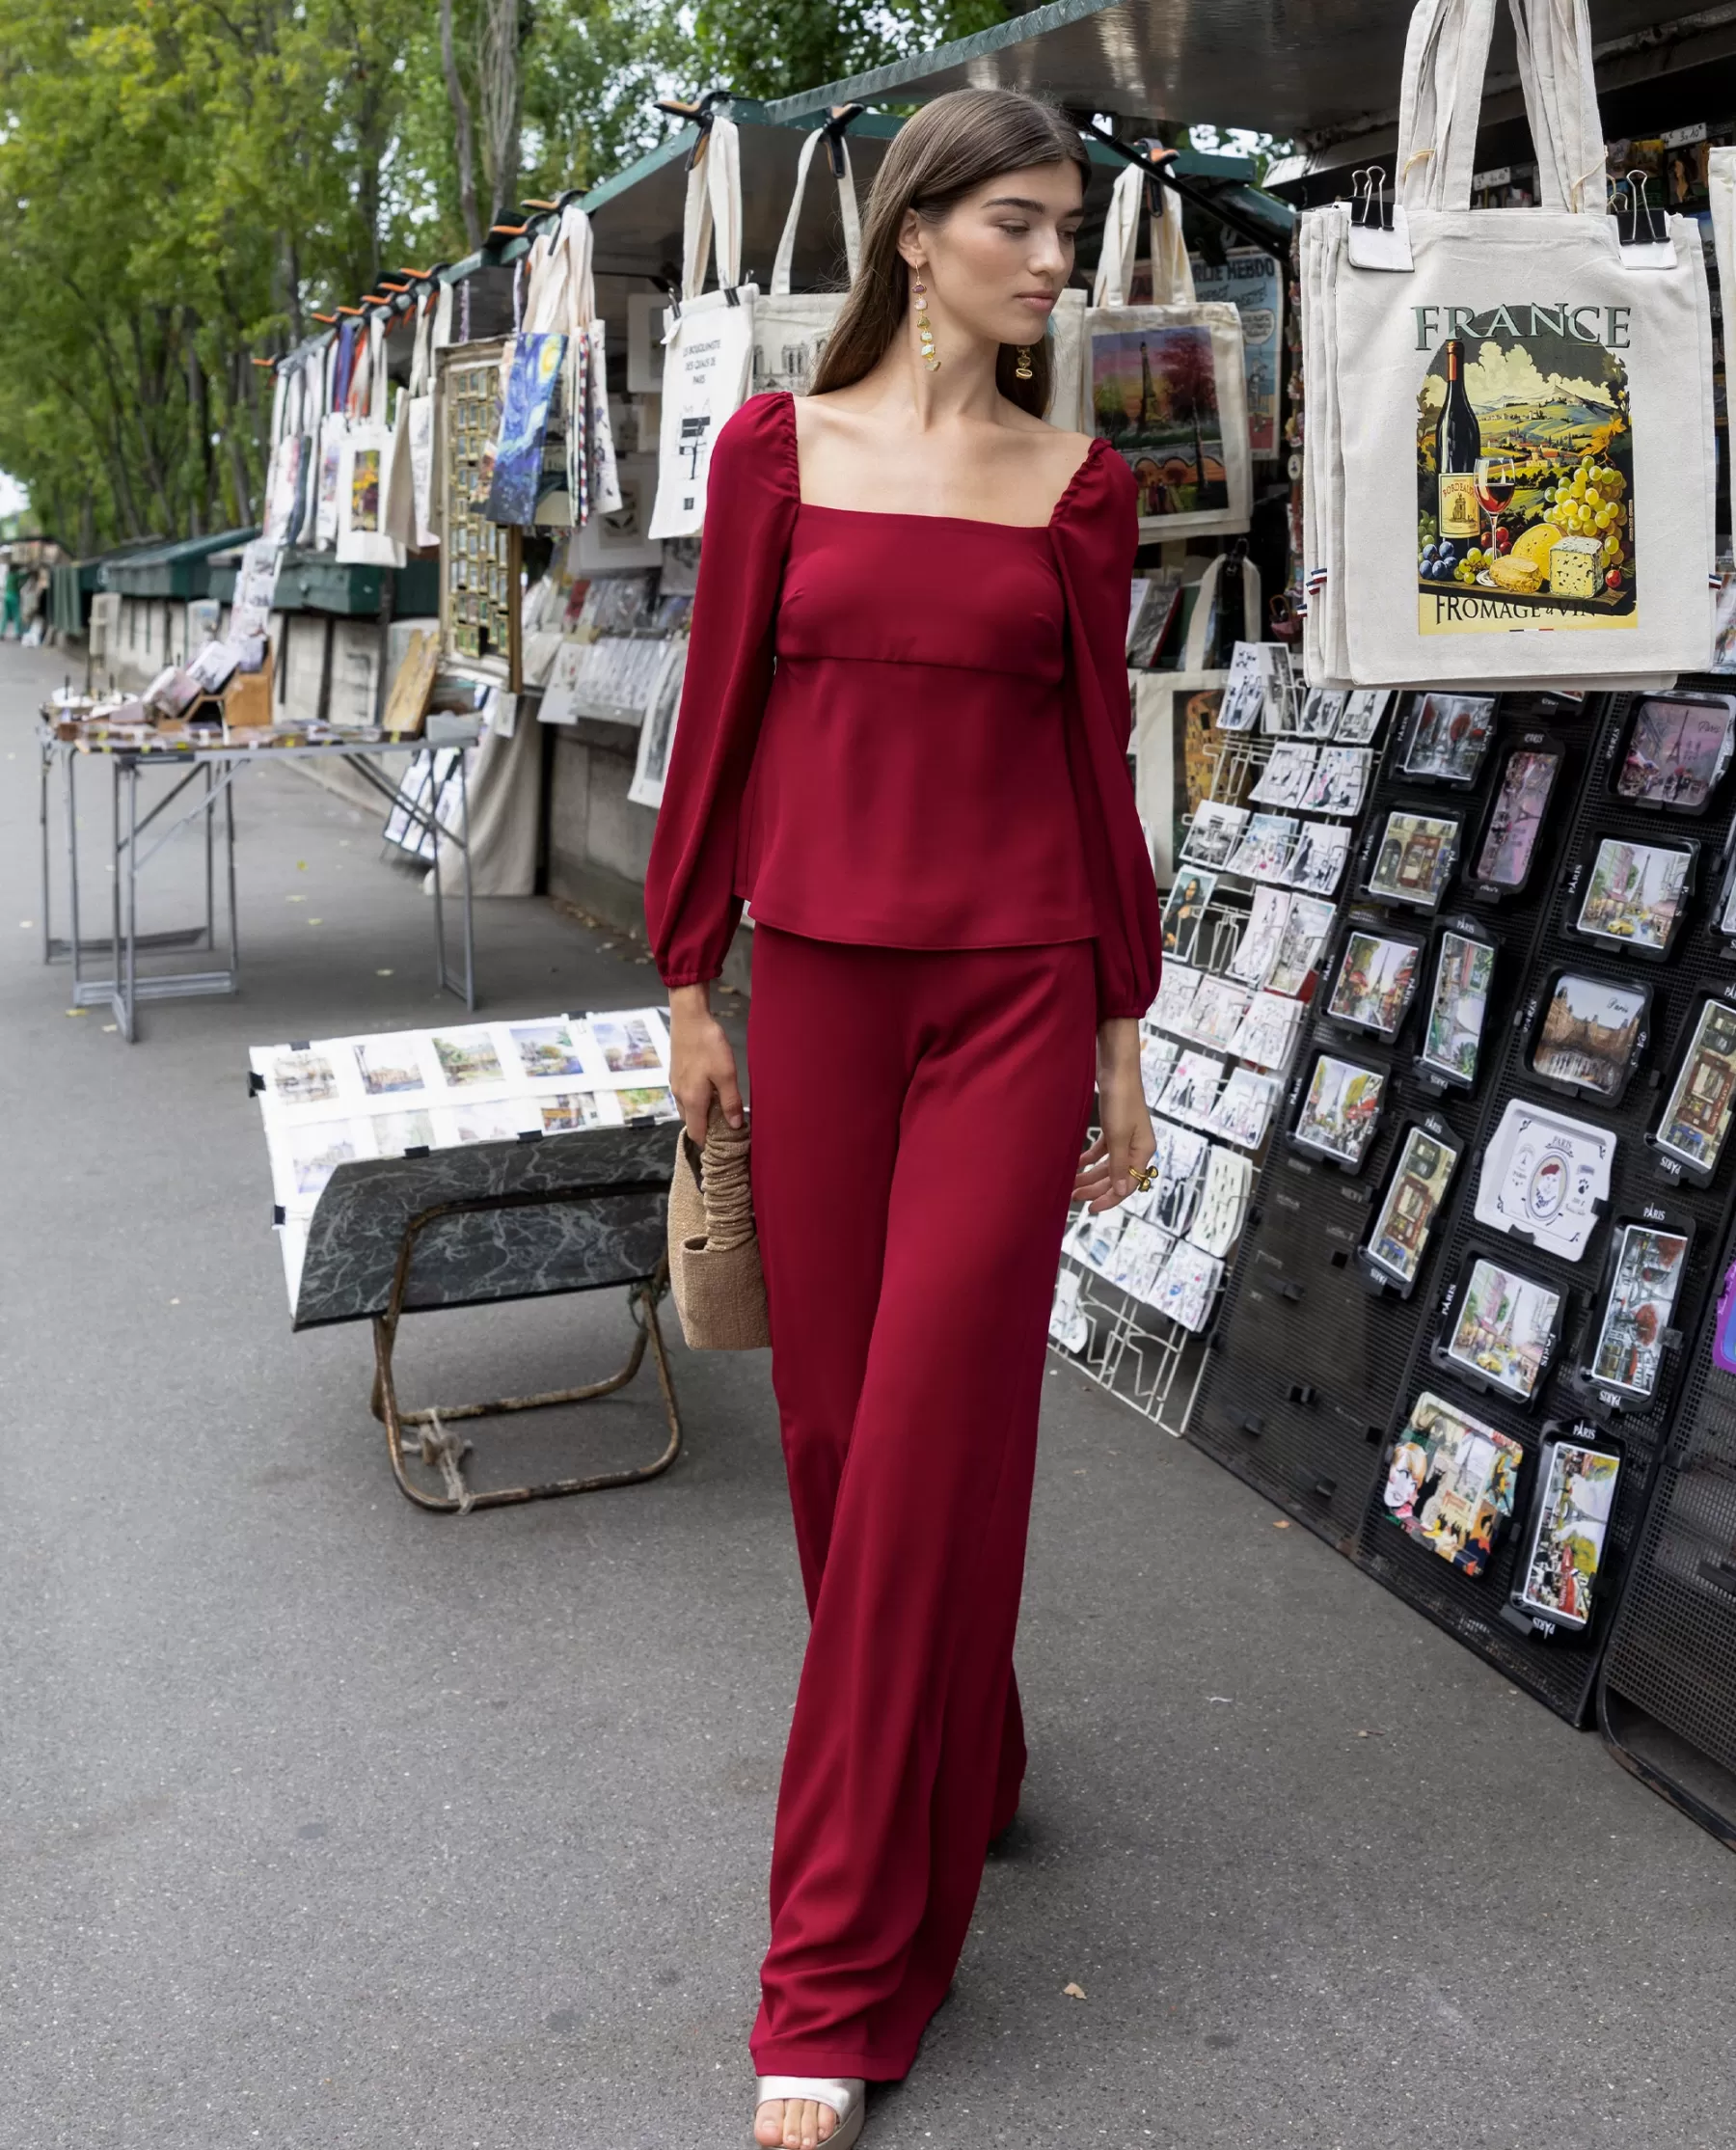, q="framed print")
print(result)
[1296,688,1344,740]
[1249,742,1317,809]
[1475,1099,1614,1262]
[1161,870,1217,966]
[1216,643,1264,734]
[1398,694,1498,786]
[1335,689,1394,746]
[1653,998,1736,1177]
[1301,745,1372,817]
[1469,744,1563,894]
[1227,885,1291,987]
[1381,1390,1524,1578]
[1181,801,1250,869]
[1287,820,1352,898]
[1265,893,1336,996]
[1614,692,1736,812]
[1514,1441,1621,1630]
[1207,1065,1283,1150]
[1369,809,1461,910]
[1418,929,1496,1090]
[1290,1051,1387,1171]
[1584,1220,1690,1402]
[1572,835,1694,959]
[1437,1253,1562,1403]
[1325,925,1424,1041]
[1528,972,1650,1105]
[1225,812,1300,882]
[1363,1124,1462,1293]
